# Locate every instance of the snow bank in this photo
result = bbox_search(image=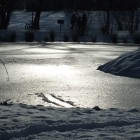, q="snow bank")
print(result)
[98,49,140,79]
[0,103,140,140]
